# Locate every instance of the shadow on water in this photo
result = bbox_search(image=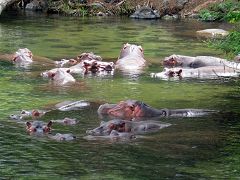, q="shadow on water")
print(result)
[0,12,239,179]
